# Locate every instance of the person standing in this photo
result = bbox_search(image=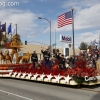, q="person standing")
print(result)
[59,54,66,69]
[53,49,61,65]
[54,49,61,60]
[31,50,38,68]
[41,48,51,69]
